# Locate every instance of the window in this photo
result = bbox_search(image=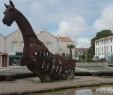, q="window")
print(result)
[45,42,52,47]
[46,42,52,44]
[110,38,112,43]
[95,41,97,45]
[102,47,103,54]
[106,47,108,53]
[98,48,99,54]
[106,39,108,44]
[96,48,97,54]
[12,41,18,51]
[96,41,98,45]
[104,40,106,44]
[46,42,52,45]
[111,46,112,52]
[102,40,103,44]
[104,47,106,53]
[101,40,102,44]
